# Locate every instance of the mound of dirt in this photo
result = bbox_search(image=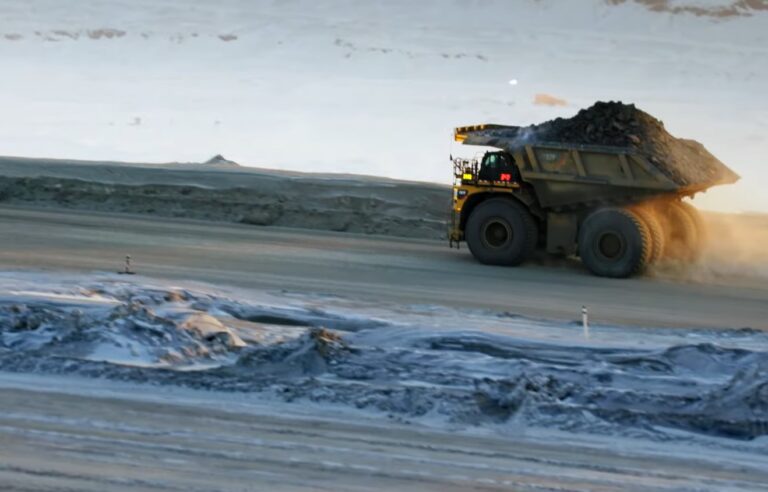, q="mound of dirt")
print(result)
[485,101,739,187]
[537,102,739,186]
[0,157,451,240]
[236,327,350,377]
[0,296,247,367]
[203,154,240,167]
